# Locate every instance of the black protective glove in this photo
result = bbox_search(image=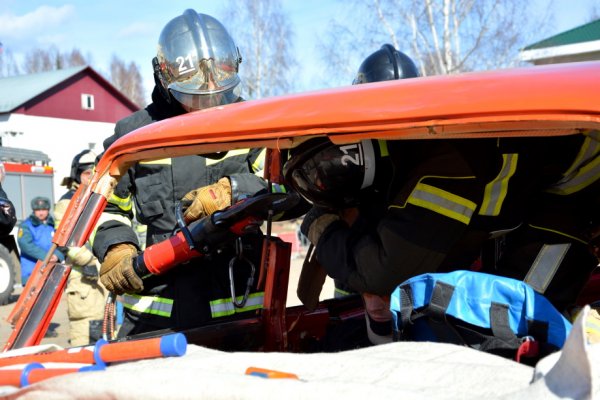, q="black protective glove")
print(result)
[300,207,340,245]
